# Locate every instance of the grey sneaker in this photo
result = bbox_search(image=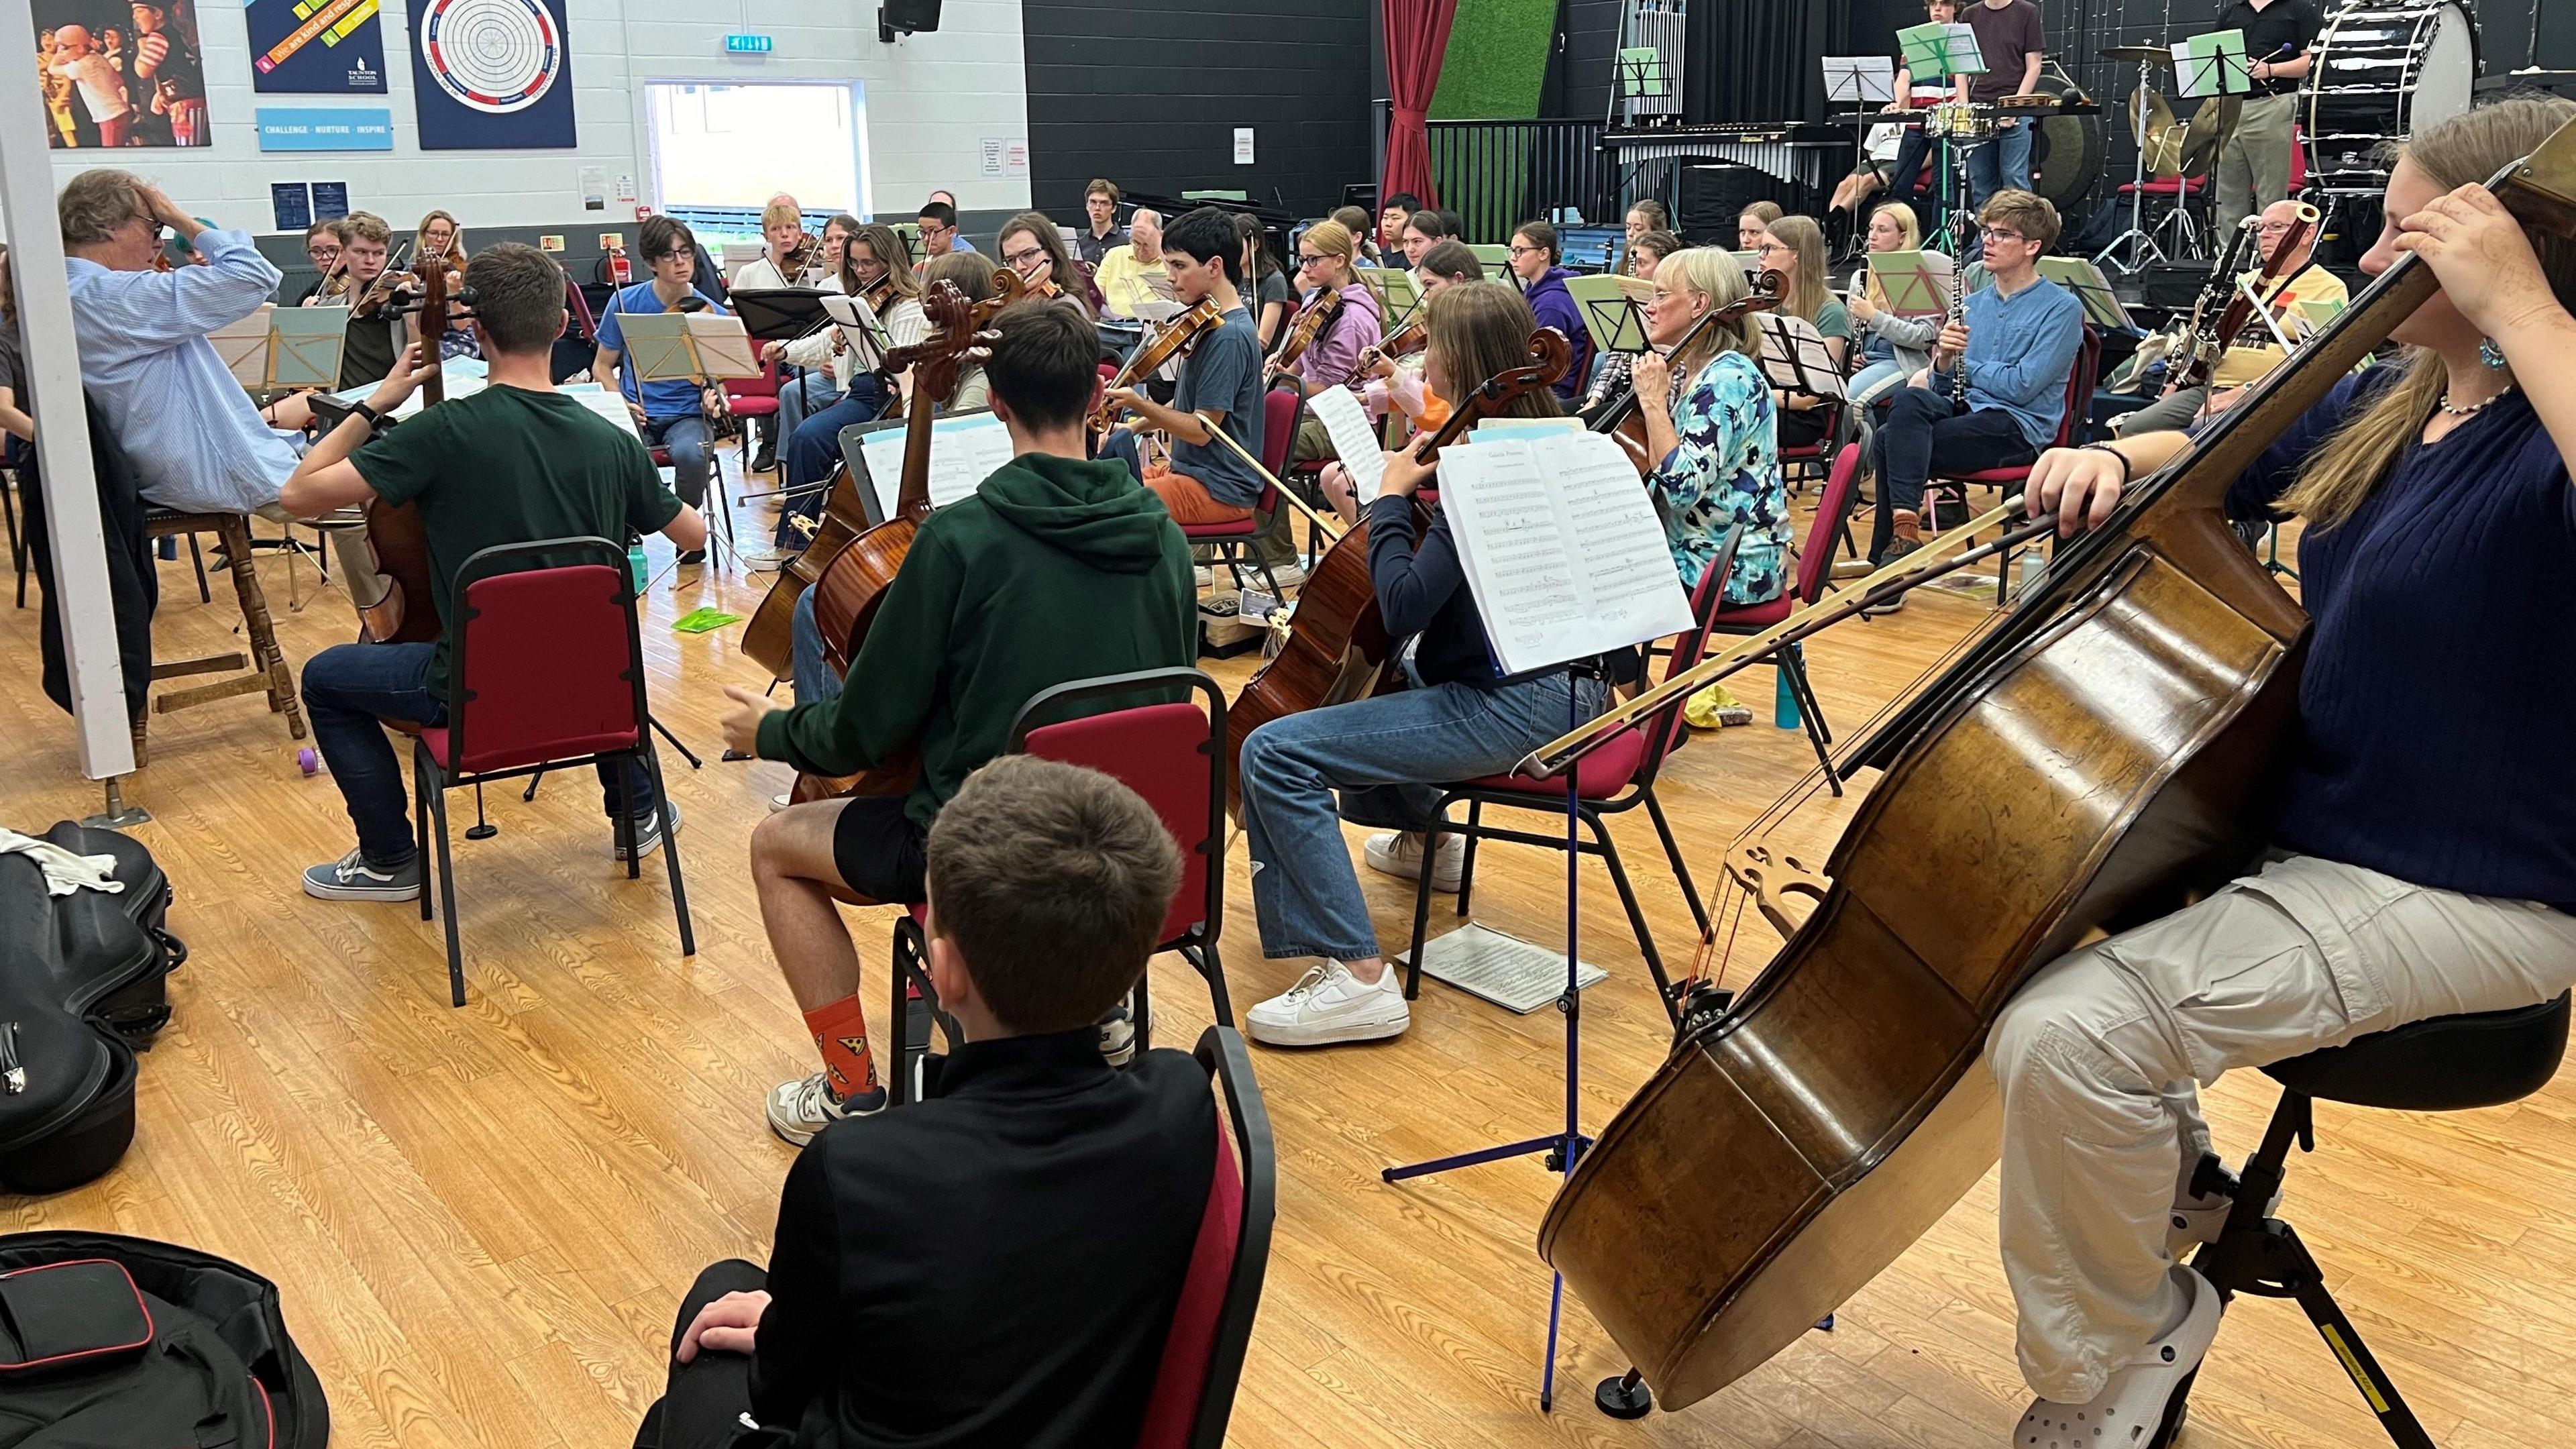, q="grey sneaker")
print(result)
[766,1070,887,1146]
[612,800,682,862]
[1097,994,1140,1066]
[303,848,423,902]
